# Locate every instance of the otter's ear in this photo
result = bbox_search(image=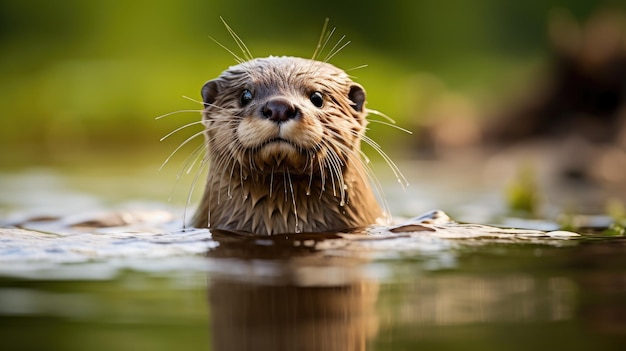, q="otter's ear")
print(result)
[348,84,366,112]
[201,80,220,106]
